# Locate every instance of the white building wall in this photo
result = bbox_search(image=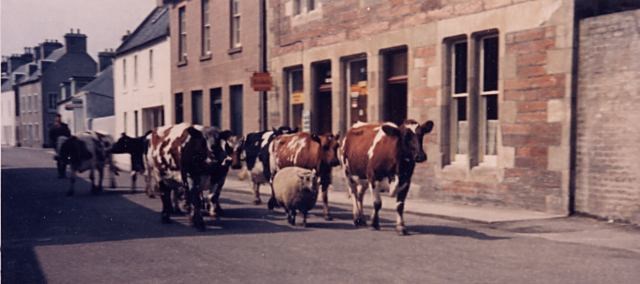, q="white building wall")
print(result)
[113,38,172,169]
[1,90,16,145]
